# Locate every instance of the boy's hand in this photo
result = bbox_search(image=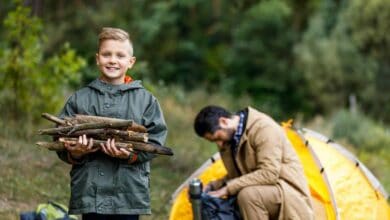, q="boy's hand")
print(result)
[100,138,132,159]
[60,134,98,159]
